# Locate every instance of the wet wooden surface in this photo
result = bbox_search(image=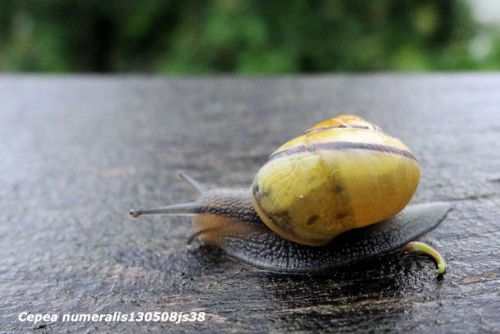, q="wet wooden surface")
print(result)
[0,75,499,333]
